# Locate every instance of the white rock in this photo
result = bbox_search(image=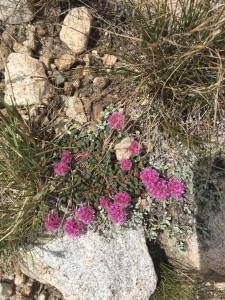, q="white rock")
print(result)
[55,53,77,71]
[60,7,93,54]
[114,137,134,160]
[4,53,53,106]
[20,228,157,300]
[0,282,13,299]
[0,0,35,24]
[62,95,87,125]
